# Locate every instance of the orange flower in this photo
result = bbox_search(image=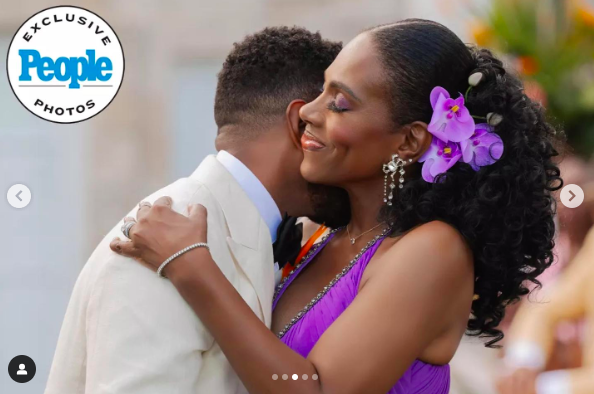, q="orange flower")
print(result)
[470,21,494,47]
[281,225,328,280]
[576,6,594,27]
[523,80,547,107]
[518,56,539,76]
